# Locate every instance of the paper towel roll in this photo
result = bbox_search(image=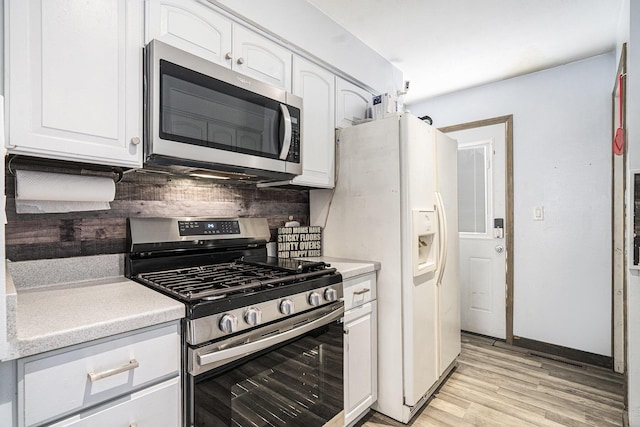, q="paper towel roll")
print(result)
[15,170,116,213]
